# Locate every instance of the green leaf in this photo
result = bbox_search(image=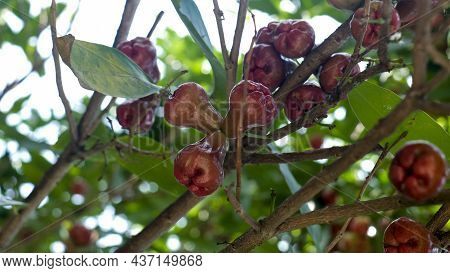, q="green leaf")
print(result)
[348,81,450,161]
[57,35,161,99]
[113,136,185,196]
[269,144,329,252]
[171,0,226,96]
